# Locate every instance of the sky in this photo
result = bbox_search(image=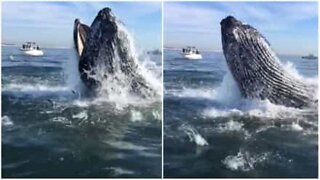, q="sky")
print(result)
[2,2,161,50]
[164,2,318,55]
